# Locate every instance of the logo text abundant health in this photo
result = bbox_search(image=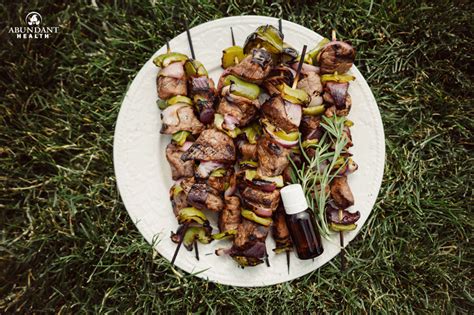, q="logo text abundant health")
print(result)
[8,12,59,39]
